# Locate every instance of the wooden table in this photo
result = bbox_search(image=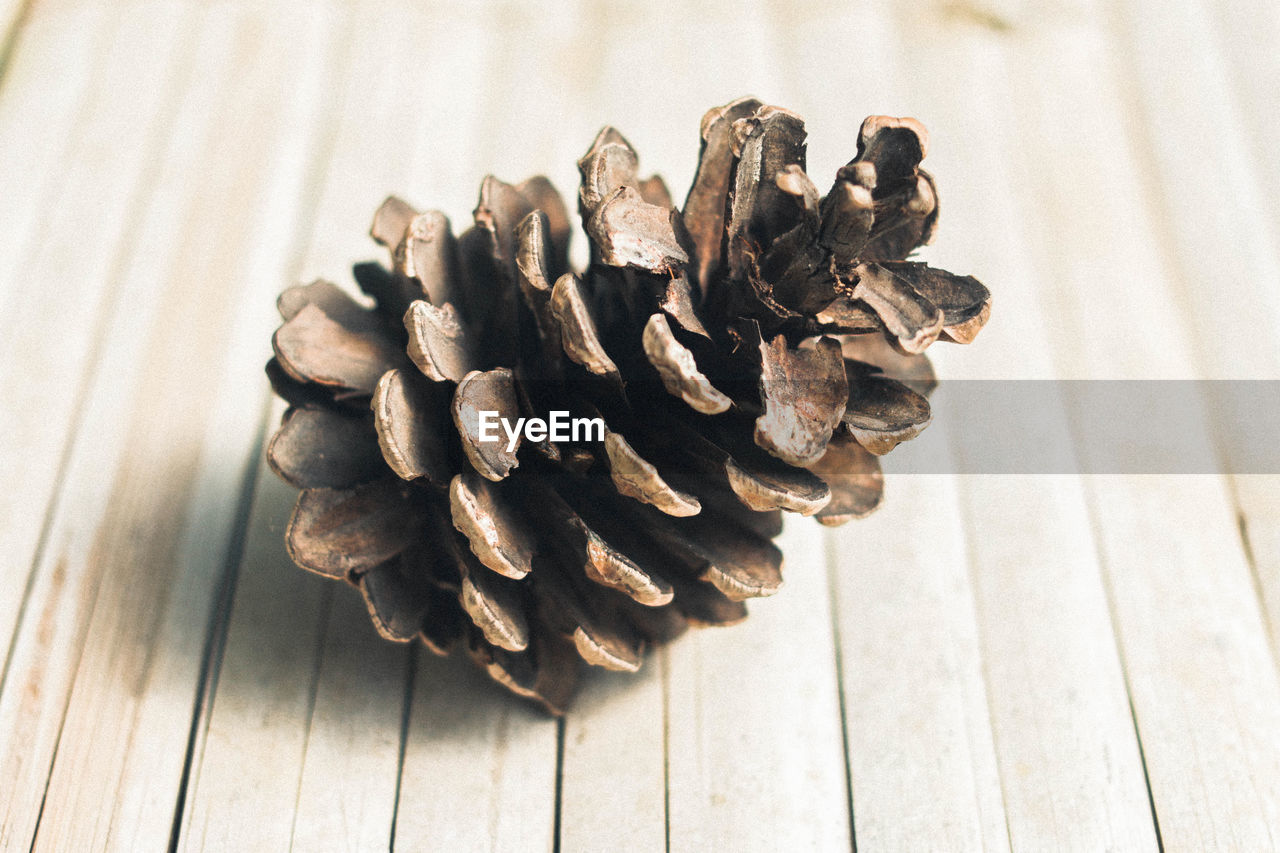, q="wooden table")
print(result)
[3,0,1279,849]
